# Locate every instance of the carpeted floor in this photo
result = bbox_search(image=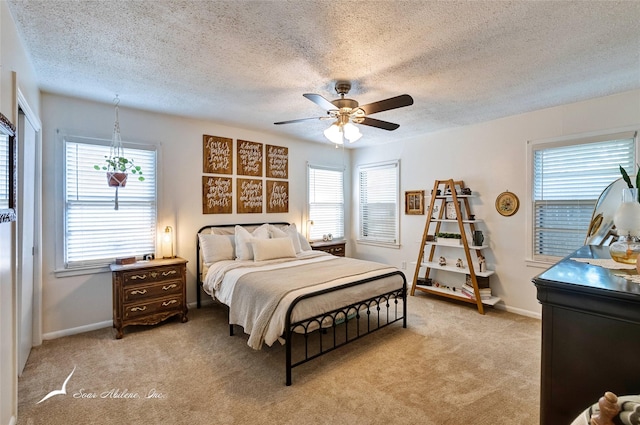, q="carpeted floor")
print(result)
[17,294,541,424]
